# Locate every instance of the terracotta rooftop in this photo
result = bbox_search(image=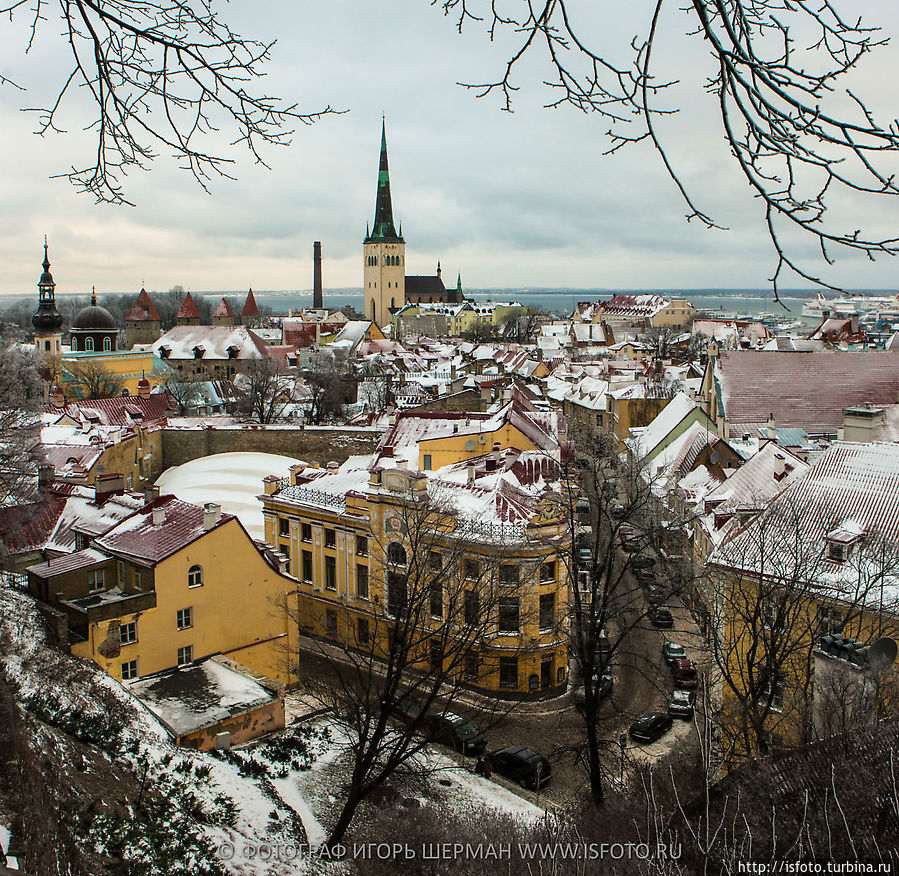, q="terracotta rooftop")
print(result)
[715,350,899,434]
[212,297,234,318]
[43,394,171,427]
[242,289,259,317]
[126,288,161,322]
[176,292,200,319]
